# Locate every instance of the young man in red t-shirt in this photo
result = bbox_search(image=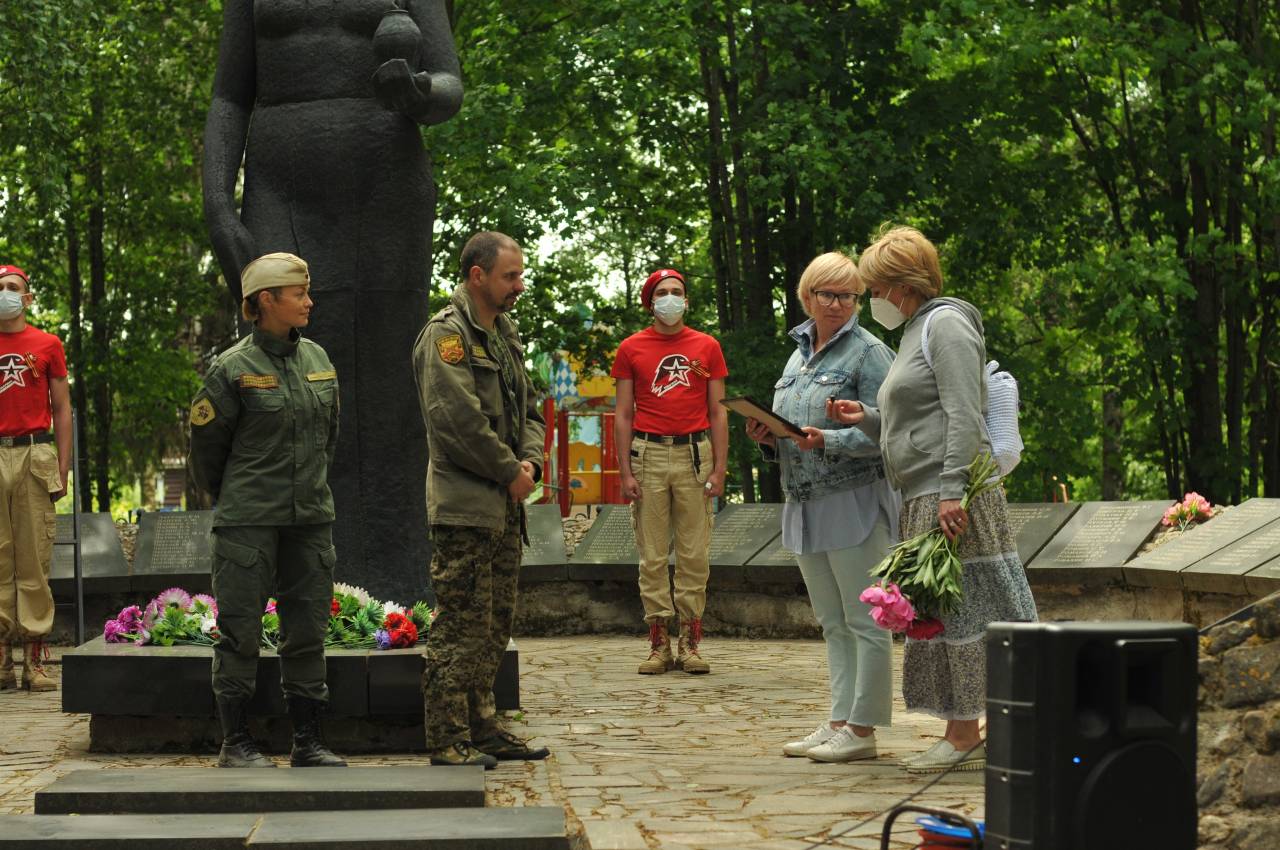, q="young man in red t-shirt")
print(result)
[612,269,728,675]
[0,265,71,692]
